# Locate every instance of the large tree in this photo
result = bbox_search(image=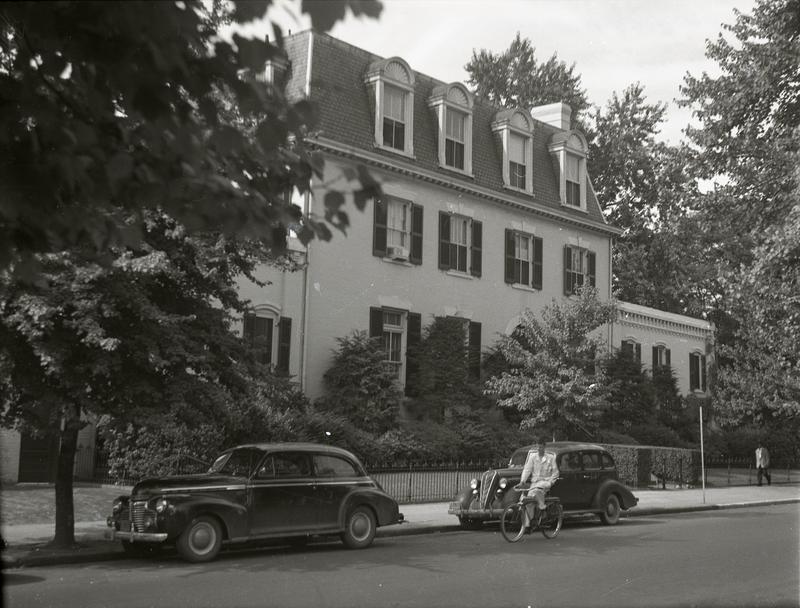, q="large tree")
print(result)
[679,0,800,426]
[484,288,615,439]
[0,0,383,274]
[465,32,590,128]
[0,0,383,548]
